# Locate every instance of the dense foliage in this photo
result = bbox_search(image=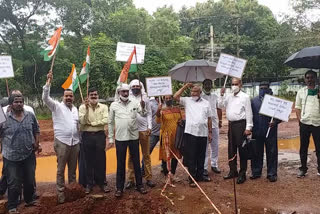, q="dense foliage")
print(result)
[0,0,319,100]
